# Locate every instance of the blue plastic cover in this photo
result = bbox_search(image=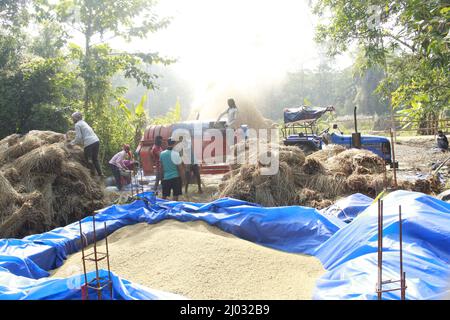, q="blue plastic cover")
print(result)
[313,190,450,300]
[284,106,330,123]
[1,190,449,300]
[0,195,343,300]
[320,193,373,223]
[0,267,185,300]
